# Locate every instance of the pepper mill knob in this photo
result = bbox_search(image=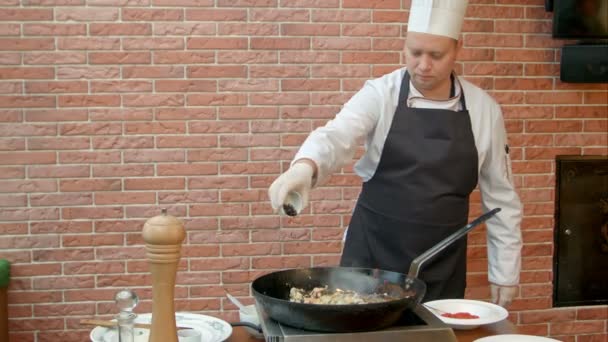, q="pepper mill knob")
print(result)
[142,208,186,342]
